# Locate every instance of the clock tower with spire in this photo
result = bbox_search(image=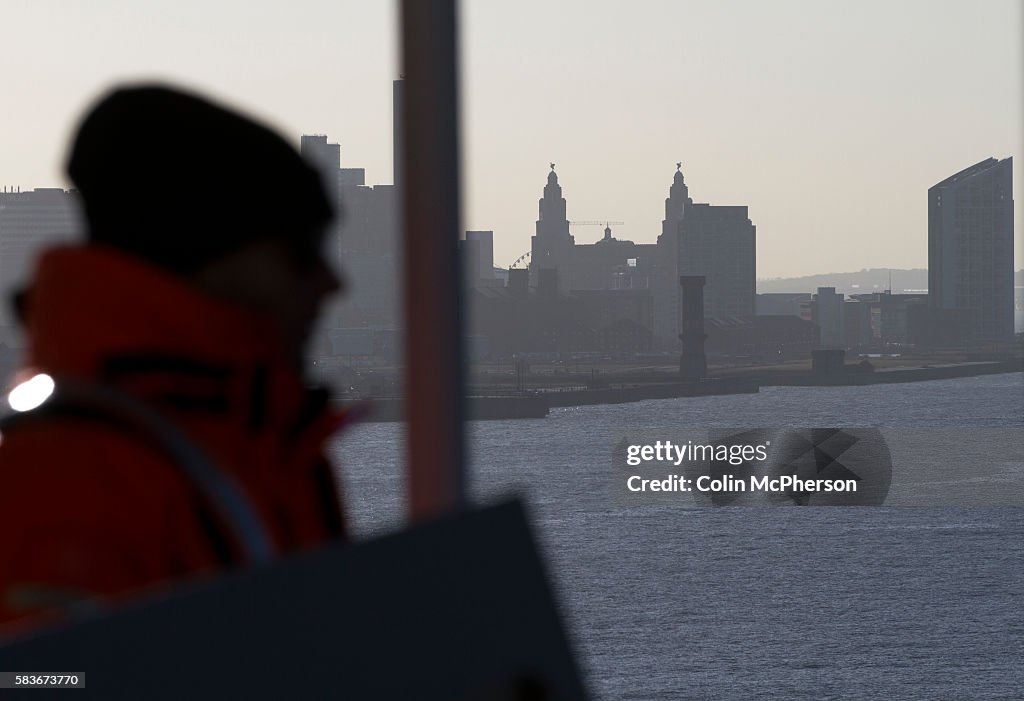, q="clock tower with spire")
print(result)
[652,164,694,345]
[529,164,575,287]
